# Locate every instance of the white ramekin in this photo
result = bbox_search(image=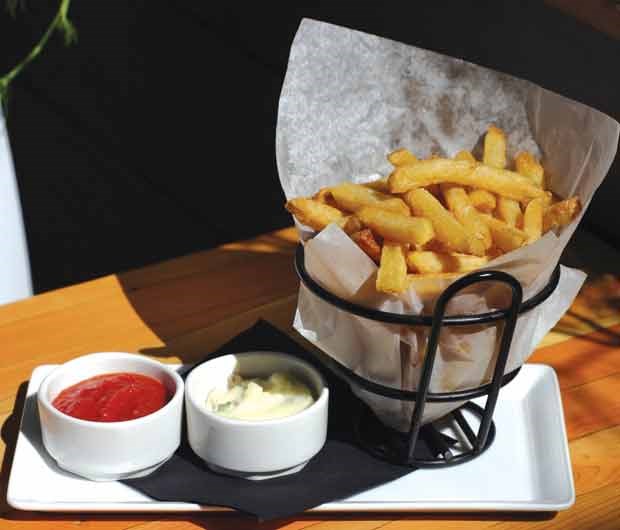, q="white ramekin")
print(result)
[37,352,184,481]
[185,351,328,480]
